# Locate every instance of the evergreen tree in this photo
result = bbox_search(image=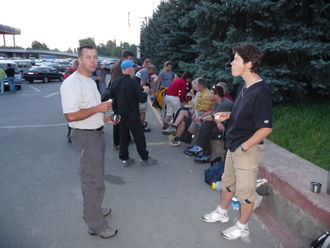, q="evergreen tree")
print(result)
[140,0,330,103]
